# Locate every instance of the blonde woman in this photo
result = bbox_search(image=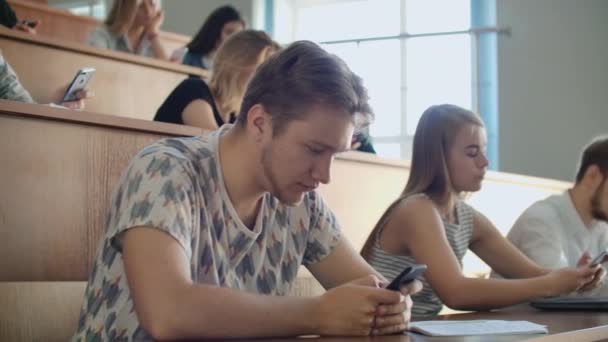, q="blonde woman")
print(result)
[155,30,280,130]
[88,0,167,60]
[361,104,605,316]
